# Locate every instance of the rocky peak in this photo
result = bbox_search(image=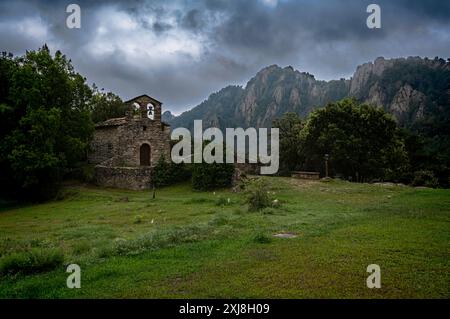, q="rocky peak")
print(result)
[350,57,395,96]
[162,110,175,123]
[235,64,349,127]
[167,56,448,131]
